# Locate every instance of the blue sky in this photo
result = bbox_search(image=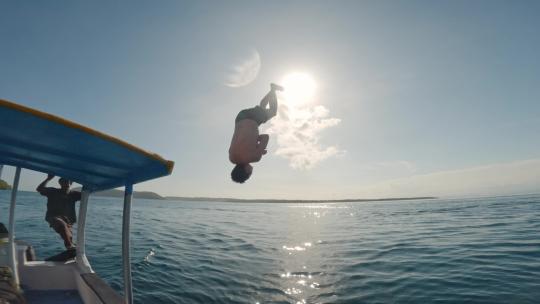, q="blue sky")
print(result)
[1,1,539,199]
